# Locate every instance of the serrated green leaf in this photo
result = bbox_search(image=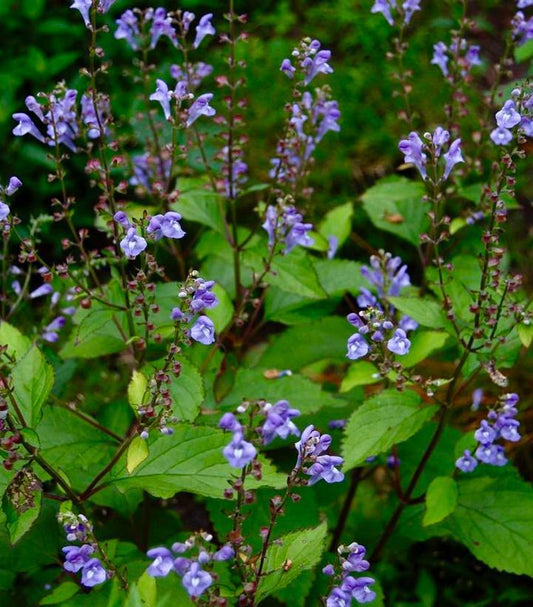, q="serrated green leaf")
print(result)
[400,331,449,367]
[340,361,381,391]
[342,390,437,471]
[2,469,42,545]
[128,371,148,408]
[518,322,533,348]
[39,581,80,605]
[126,437,149,474]
[0,321,31,358]
[126,572,156,607]
[444,475,533,576]
[361,176,428,246]
[387,296,448,329]
[173,185,226,235]
[256,522,328,603]
[109,425,285,499]
[318,202,354,247]
[423,476,458,526]
[314,259,366,297]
